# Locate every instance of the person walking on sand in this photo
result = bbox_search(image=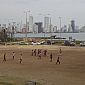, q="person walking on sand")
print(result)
[12,52,15,60]
[56,56,60,64]
[37,49,40,56]
[50,53,53,62]
[3,53,6,62]
[44,50,47,57]
[34,49,36,56]
[59,47,62,54]
[20,53,22,64]
[38,52,42,59]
